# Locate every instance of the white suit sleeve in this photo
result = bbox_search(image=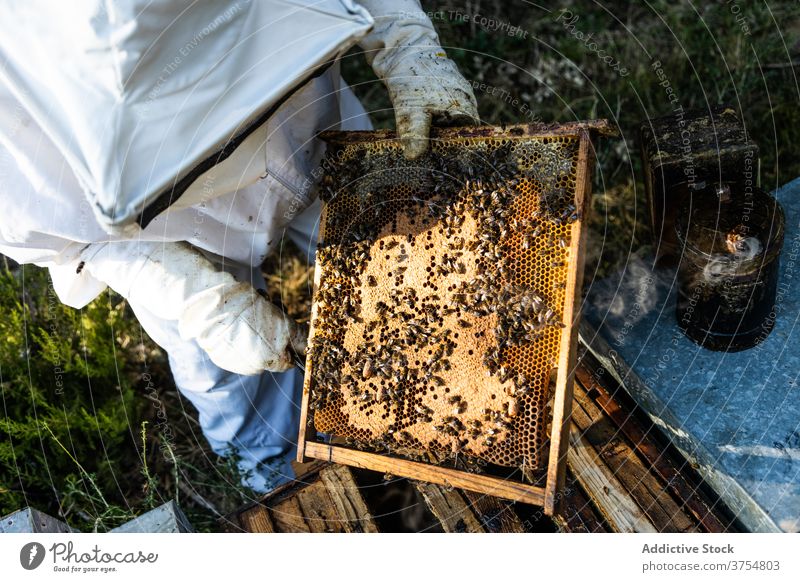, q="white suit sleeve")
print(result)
[81,241,306,374]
